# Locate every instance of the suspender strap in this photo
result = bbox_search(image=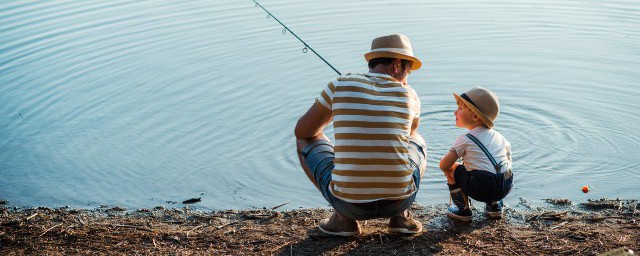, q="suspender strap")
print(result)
[466,134,501,173]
